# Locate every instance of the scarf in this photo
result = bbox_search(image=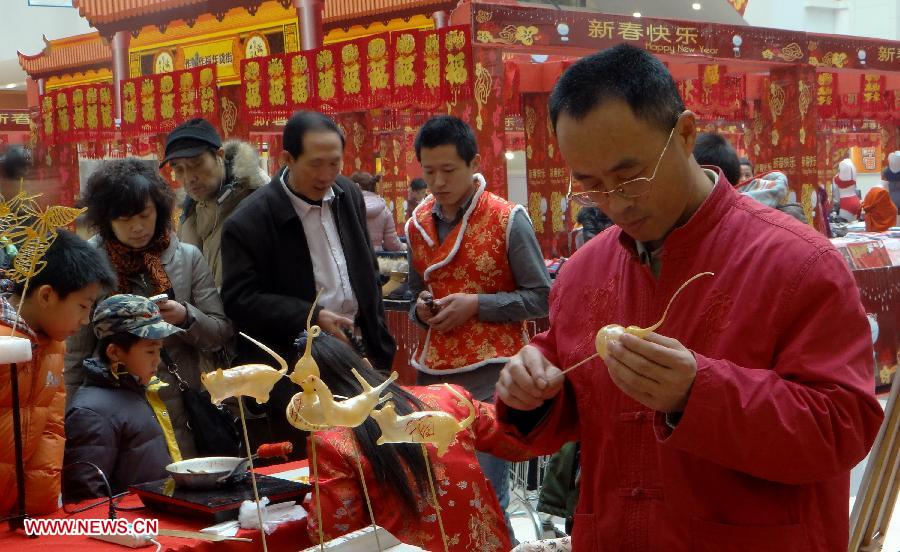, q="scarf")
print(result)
[833,175,857,190]
[862,187,898,232]
[104,233,173,295]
